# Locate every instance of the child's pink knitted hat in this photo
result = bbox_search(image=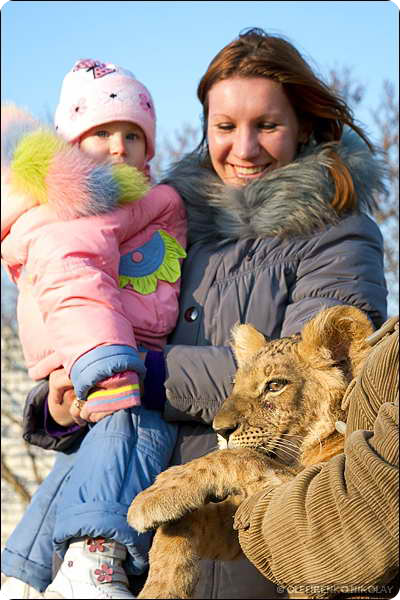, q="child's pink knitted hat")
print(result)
[54,59,156,159]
